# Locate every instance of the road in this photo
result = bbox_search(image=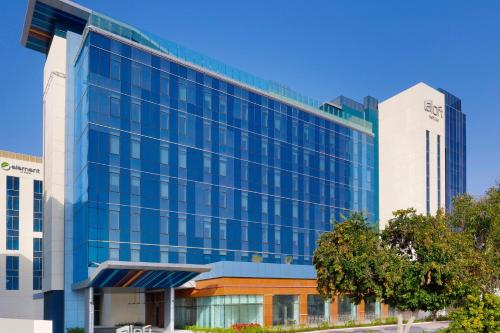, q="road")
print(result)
[310,321,449,333]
